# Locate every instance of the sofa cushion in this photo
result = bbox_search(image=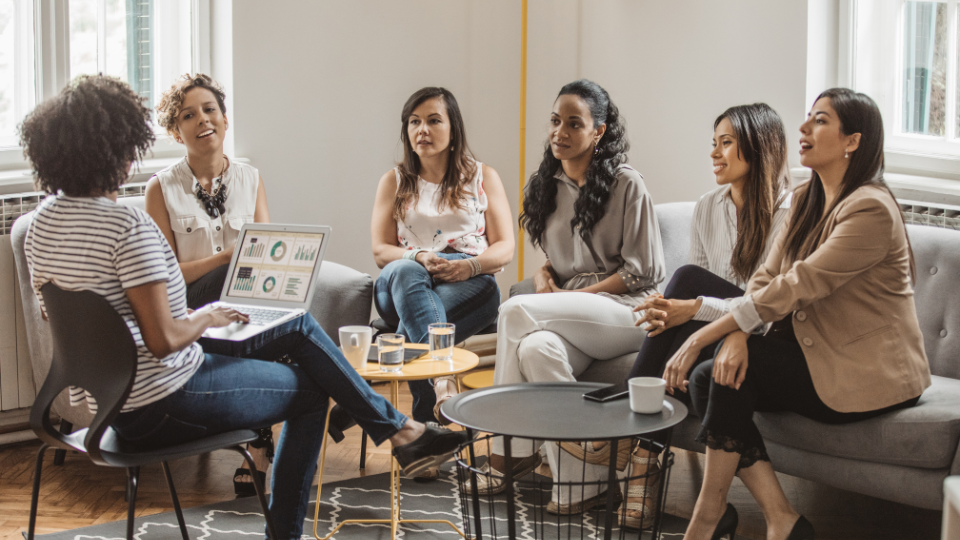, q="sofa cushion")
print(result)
[906,223,960,379]
[755,374,960,469]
